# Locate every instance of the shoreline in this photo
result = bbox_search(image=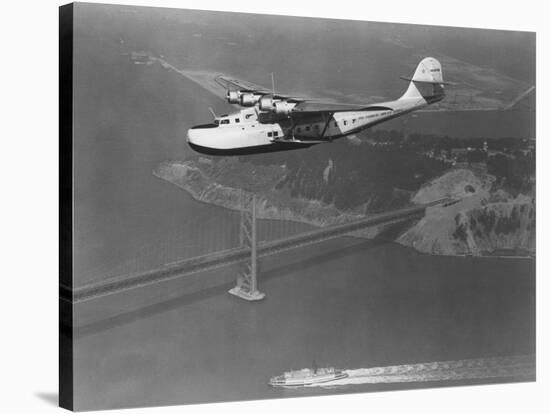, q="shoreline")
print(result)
[153,162,534,260]
[152,162,374,229]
